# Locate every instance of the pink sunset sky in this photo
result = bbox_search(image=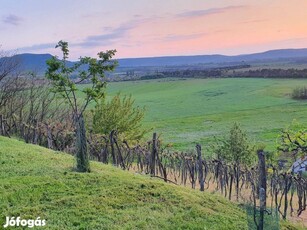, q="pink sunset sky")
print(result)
[1,0,307,60]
